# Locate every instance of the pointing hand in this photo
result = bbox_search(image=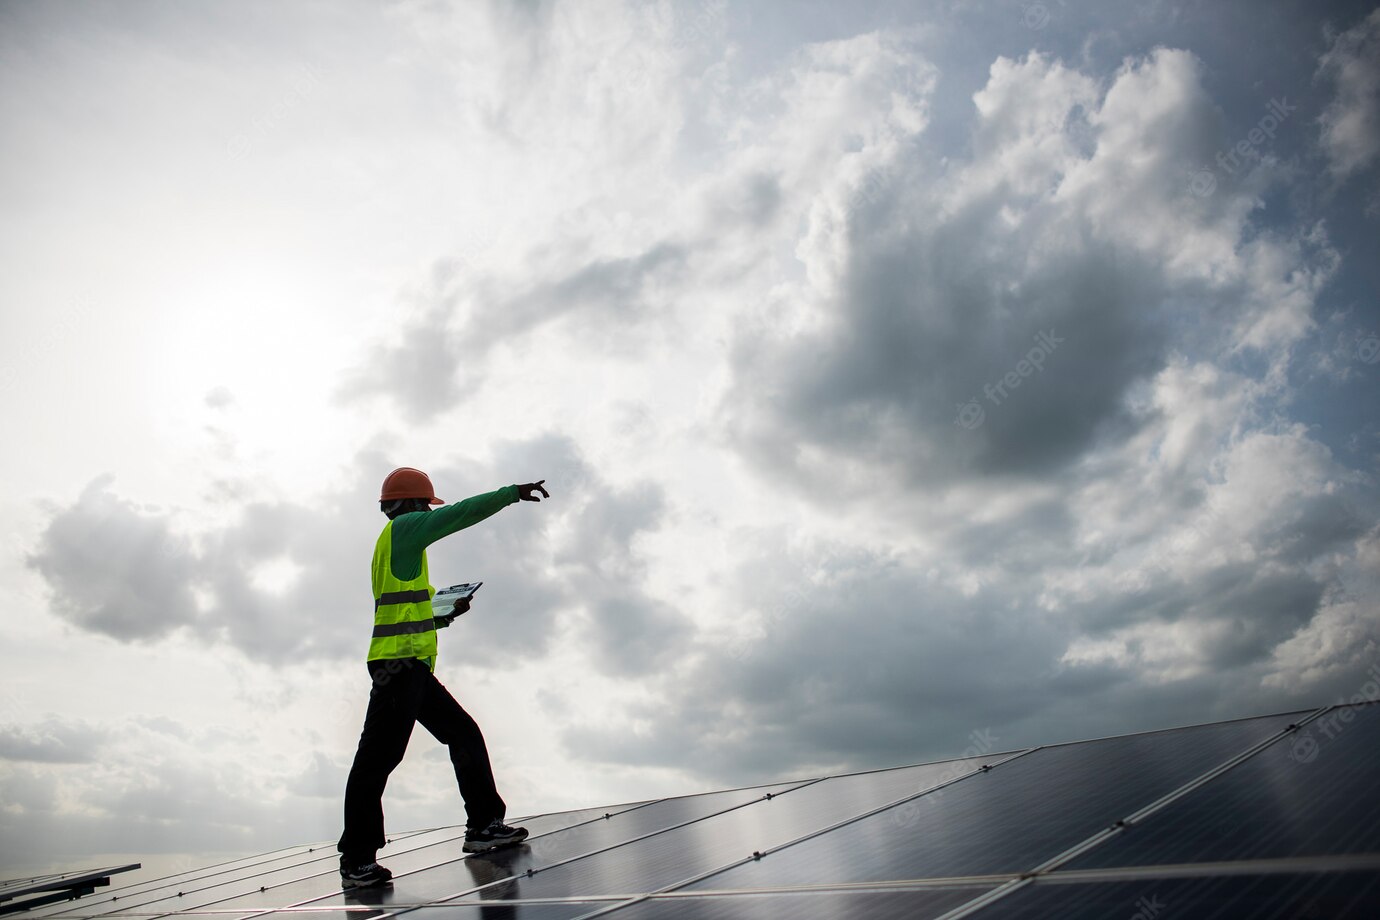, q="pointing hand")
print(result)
[517,480,549,502]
